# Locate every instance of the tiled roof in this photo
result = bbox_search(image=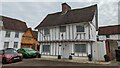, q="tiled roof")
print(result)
[35,4,98,29]
[0,16,27,32]
[98,25,120,35]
